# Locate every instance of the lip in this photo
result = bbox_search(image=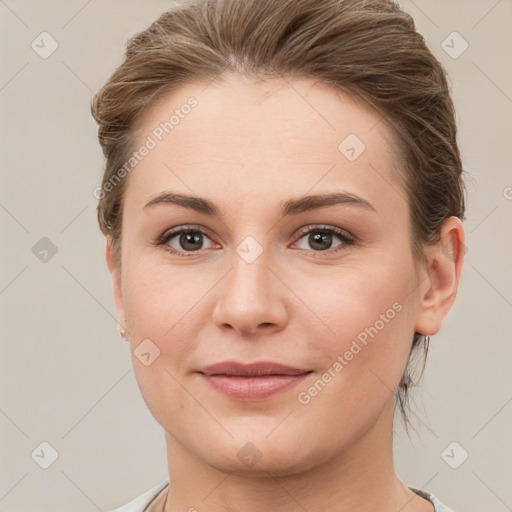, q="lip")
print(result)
[197,361,313,400]
[199,361,311,377]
